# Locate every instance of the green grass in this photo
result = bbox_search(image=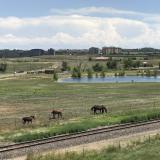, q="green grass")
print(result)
[0,55,160,143]
[0,78,160,142]
[5,109,160,142]
[27,135,160,160]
